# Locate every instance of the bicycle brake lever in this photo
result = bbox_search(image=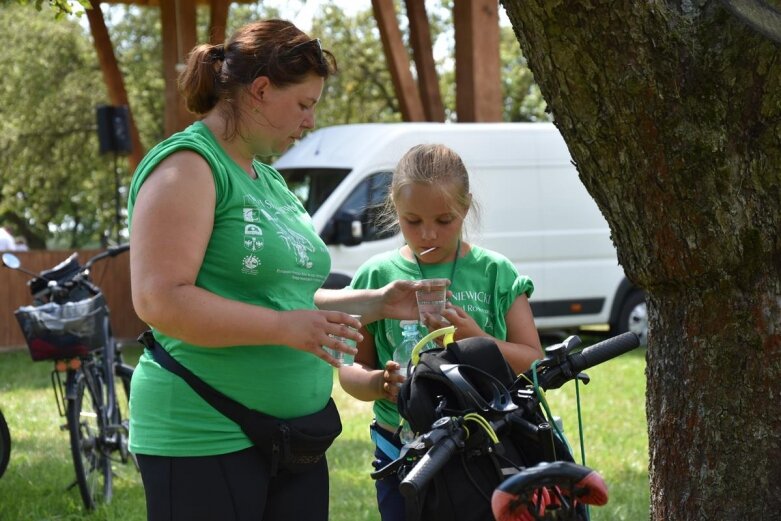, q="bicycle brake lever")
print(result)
[370,456,406,480]
[369,436,428,480]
